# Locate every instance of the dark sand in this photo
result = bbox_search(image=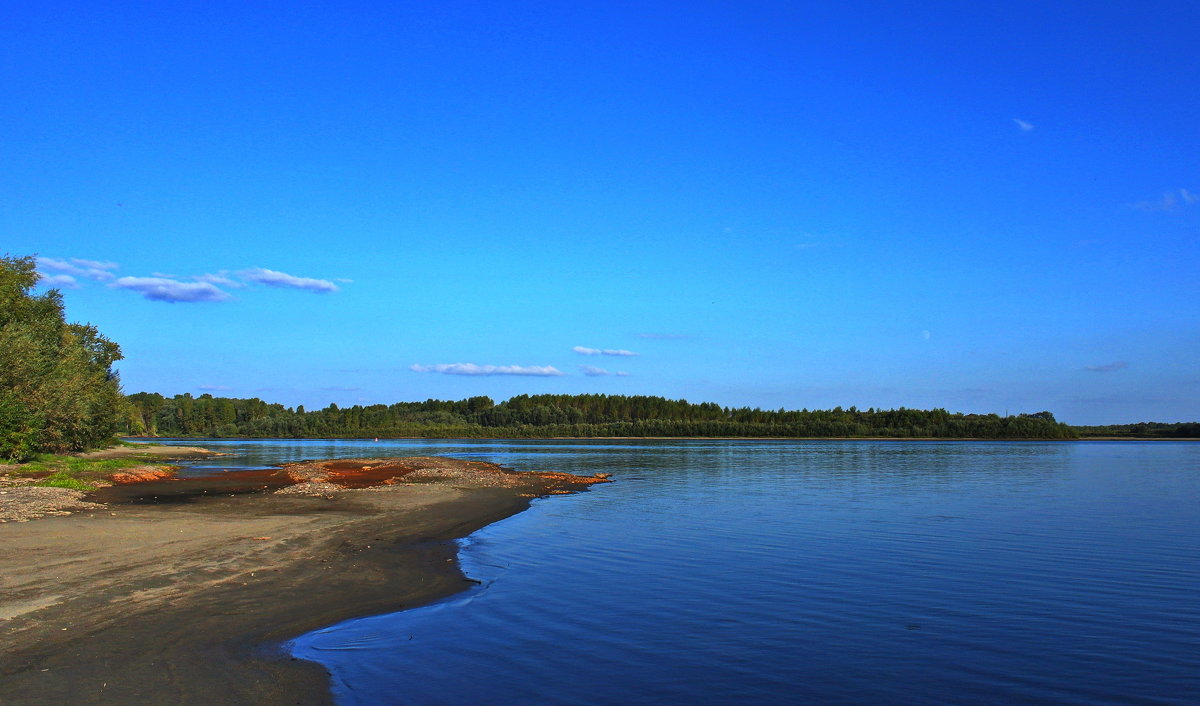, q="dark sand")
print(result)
[0,458,607,705]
